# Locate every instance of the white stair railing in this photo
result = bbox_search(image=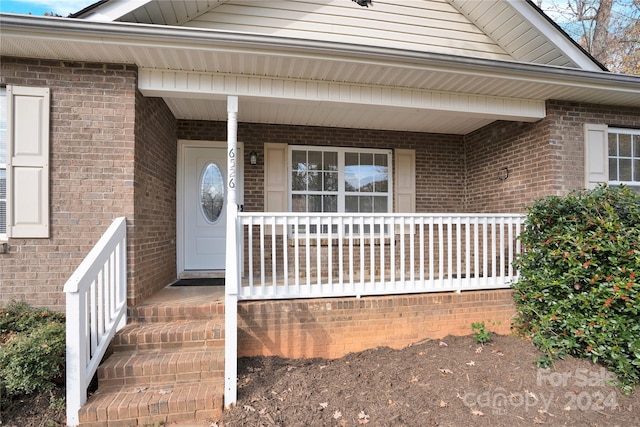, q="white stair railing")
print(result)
[238,213,524,300]
[64,217,127,426]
